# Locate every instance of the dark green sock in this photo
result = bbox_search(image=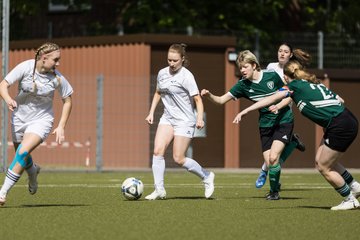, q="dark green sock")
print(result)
[279,140,297,165]
[335,183,351,197]
[269,163,281,192]
[341,170,354,185]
